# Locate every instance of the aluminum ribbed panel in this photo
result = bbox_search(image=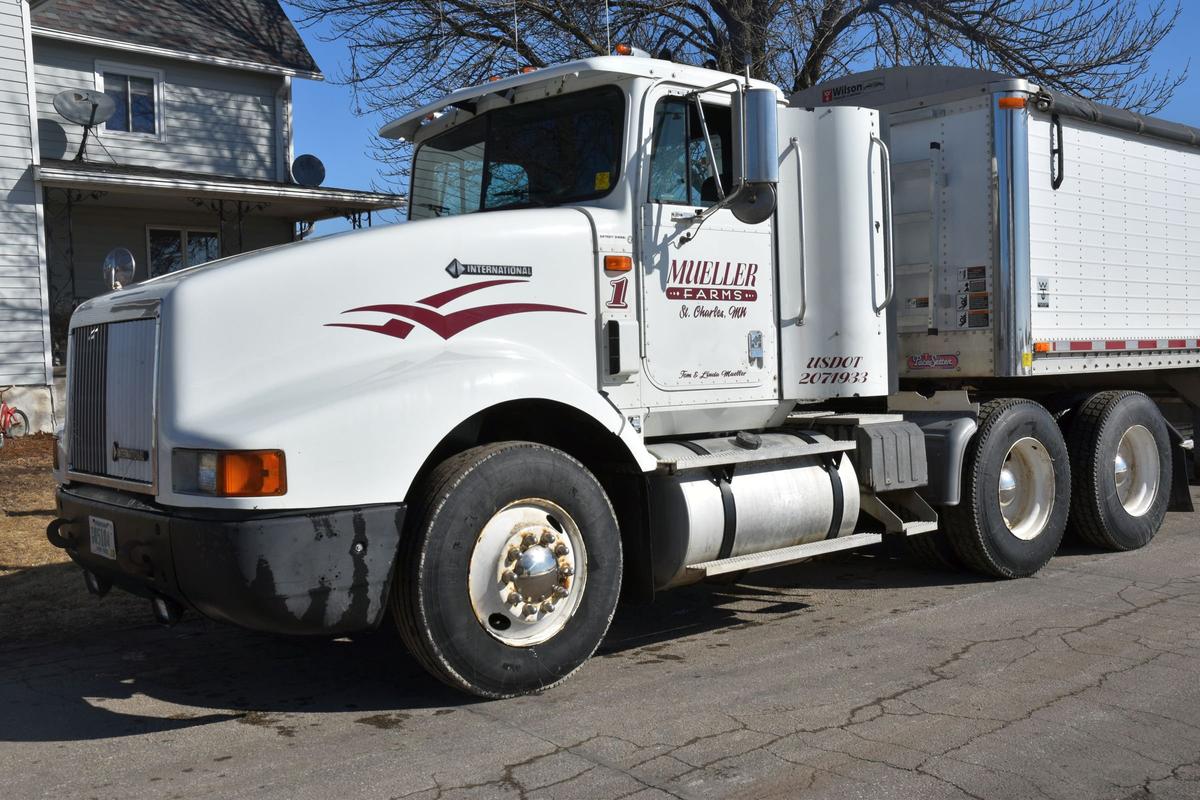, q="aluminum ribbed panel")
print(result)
[105,319,157,483]
[68,324,108,475]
